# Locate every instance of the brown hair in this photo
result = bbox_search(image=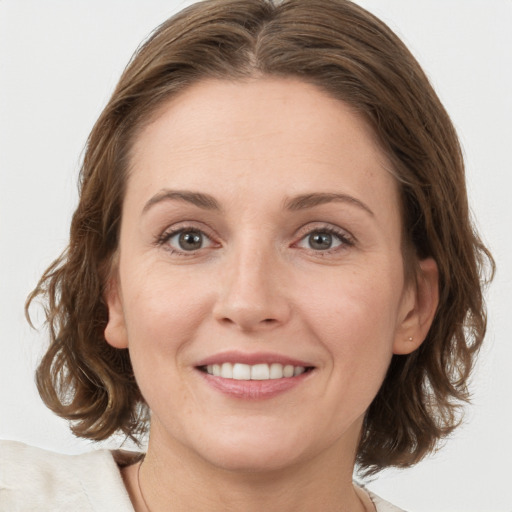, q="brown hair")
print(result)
[27,0,494,475]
